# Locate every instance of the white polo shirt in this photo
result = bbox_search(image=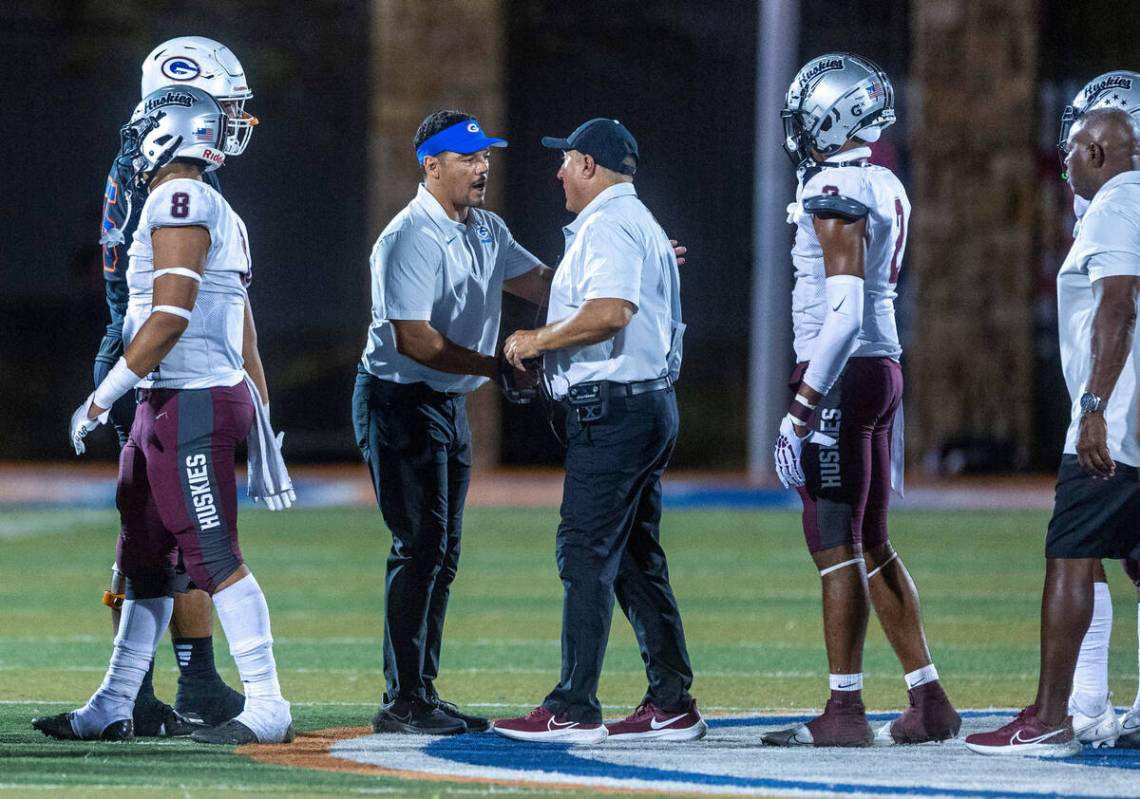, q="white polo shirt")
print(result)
[1057,170,1140,466]
[545,183,682,398]
[361,184,542,394]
